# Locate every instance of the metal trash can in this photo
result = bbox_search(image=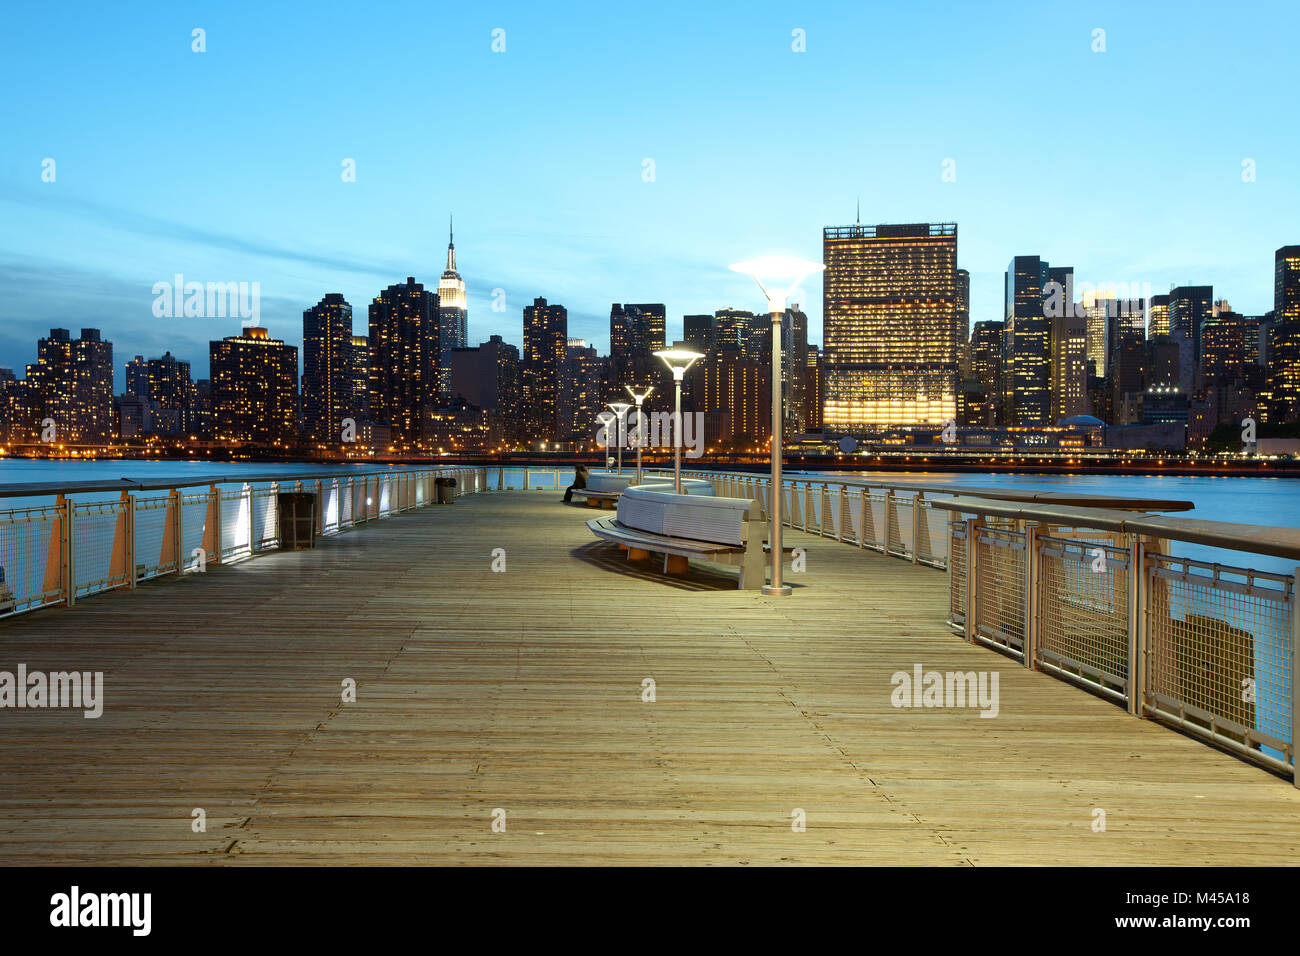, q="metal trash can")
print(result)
[277,492,317,549]
[435,476,457,504]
